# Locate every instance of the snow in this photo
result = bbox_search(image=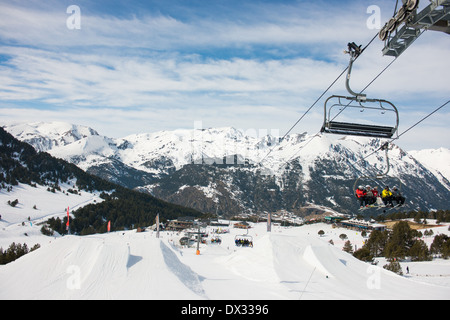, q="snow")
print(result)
[409,148,450,190]
[1,215,449,300]
[1,122,450,300]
